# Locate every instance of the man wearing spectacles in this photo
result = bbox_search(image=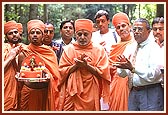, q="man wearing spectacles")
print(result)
[114,18,164,111]
[43,22,60,62]
[43,23,55,45]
